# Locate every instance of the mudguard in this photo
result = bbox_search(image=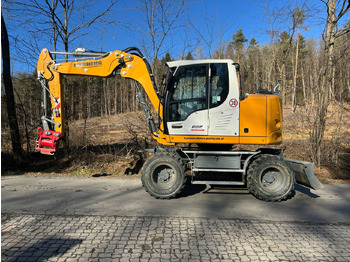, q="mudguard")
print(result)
[285,158,323,190]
